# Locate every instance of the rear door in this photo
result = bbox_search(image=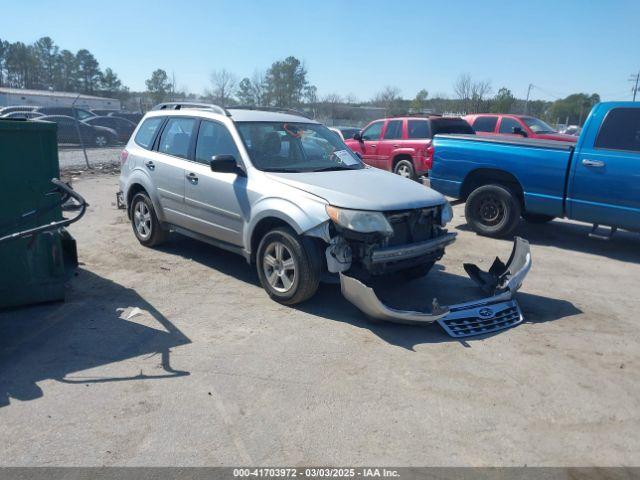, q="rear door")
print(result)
[568,107,640,229]
[182,120,246,245]
[147,116,197,226]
